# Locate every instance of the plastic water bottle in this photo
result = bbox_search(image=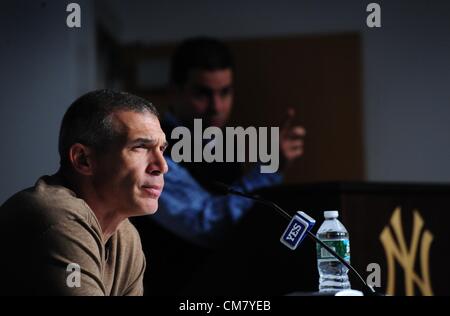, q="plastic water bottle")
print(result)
[316,210,351,293]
